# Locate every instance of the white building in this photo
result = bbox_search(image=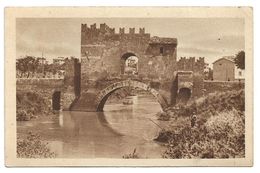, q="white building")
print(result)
[235,67,245,81]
